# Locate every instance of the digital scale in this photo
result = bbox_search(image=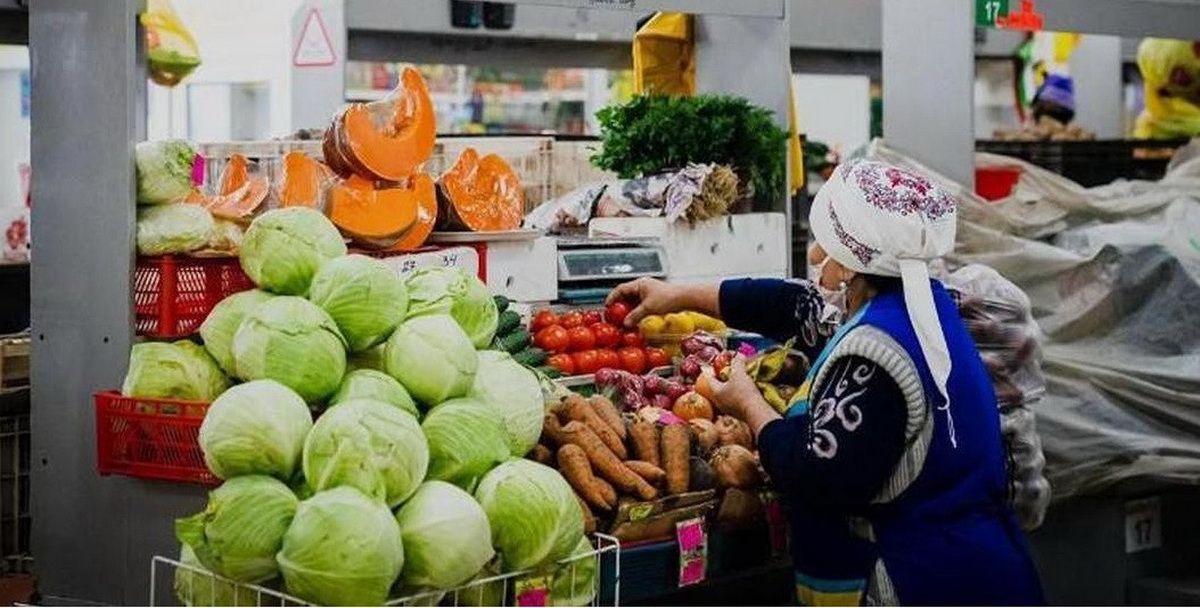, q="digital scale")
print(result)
[555,237,667,305]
